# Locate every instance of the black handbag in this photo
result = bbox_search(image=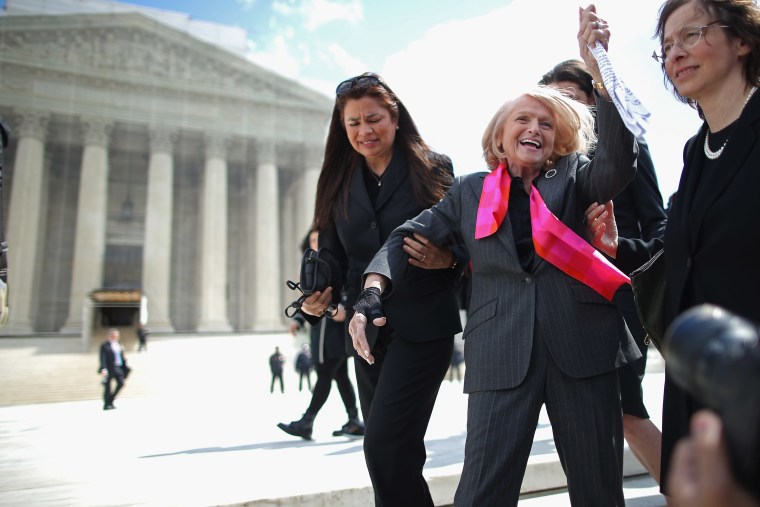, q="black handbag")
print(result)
[630,248,667,356]
[285,247,341,318]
